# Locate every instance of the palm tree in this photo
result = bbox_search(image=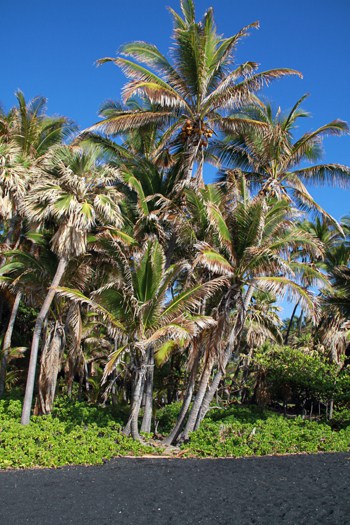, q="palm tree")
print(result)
[0,90,74,157]
[0,141,32,248]
[59,236,226,439]
[217,96,350,228]
[20,145,123,424]
[0,91,74,235]
[0,236,54,397]
[89,0,300,186]
[170,179,325,442]
[316,216,350,370]
[0,92,74,394]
